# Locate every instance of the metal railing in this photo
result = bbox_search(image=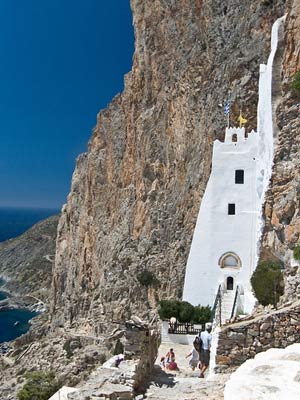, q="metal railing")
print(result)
[211,284,222,325]
[168,322,203,335]
[230,285,240,320]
